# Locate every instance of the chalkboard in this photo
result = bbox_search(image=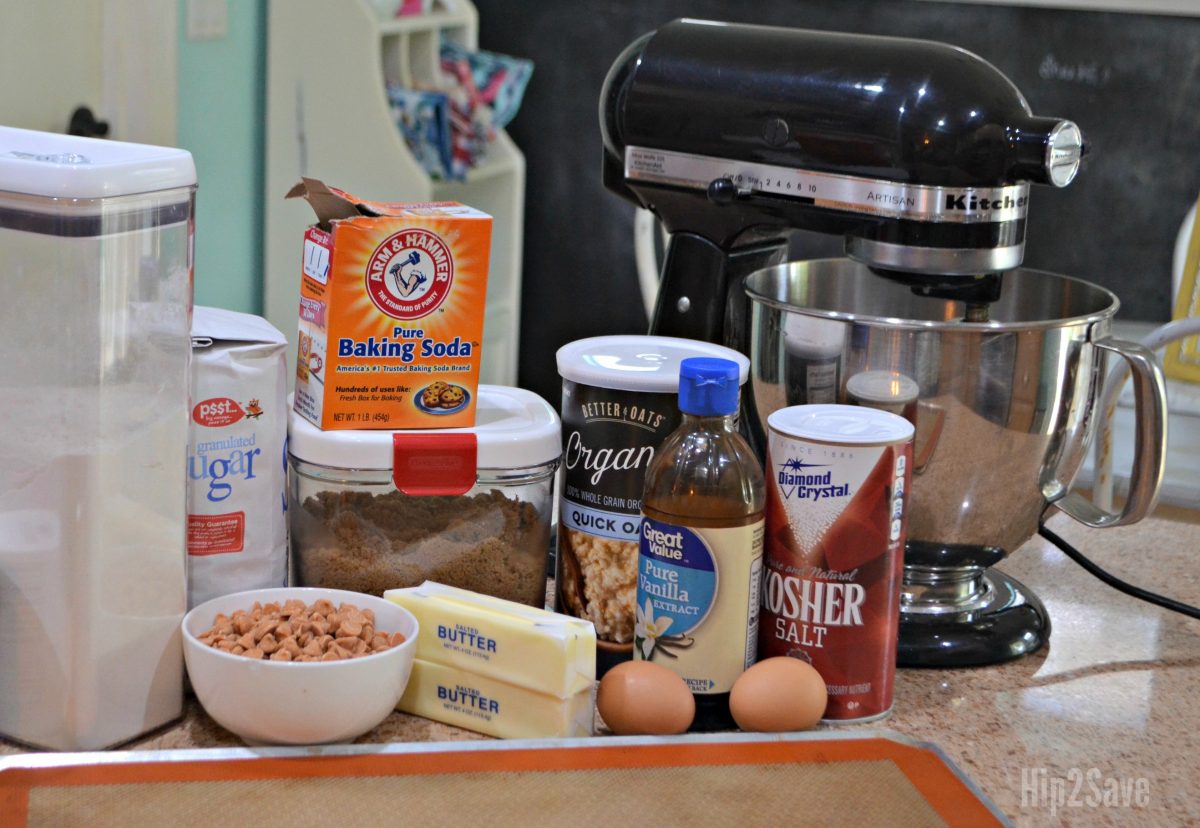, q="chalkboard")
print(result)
[473,0,1200,405]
